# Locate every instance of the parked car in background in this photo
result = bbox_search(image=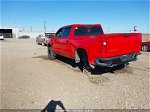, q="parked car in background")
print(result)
[36,34,54,46]
[18,35,30,39]
[141,41,150,52]
[36,35,45,45]
[0,34,4,40]
[44,35,54,46]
